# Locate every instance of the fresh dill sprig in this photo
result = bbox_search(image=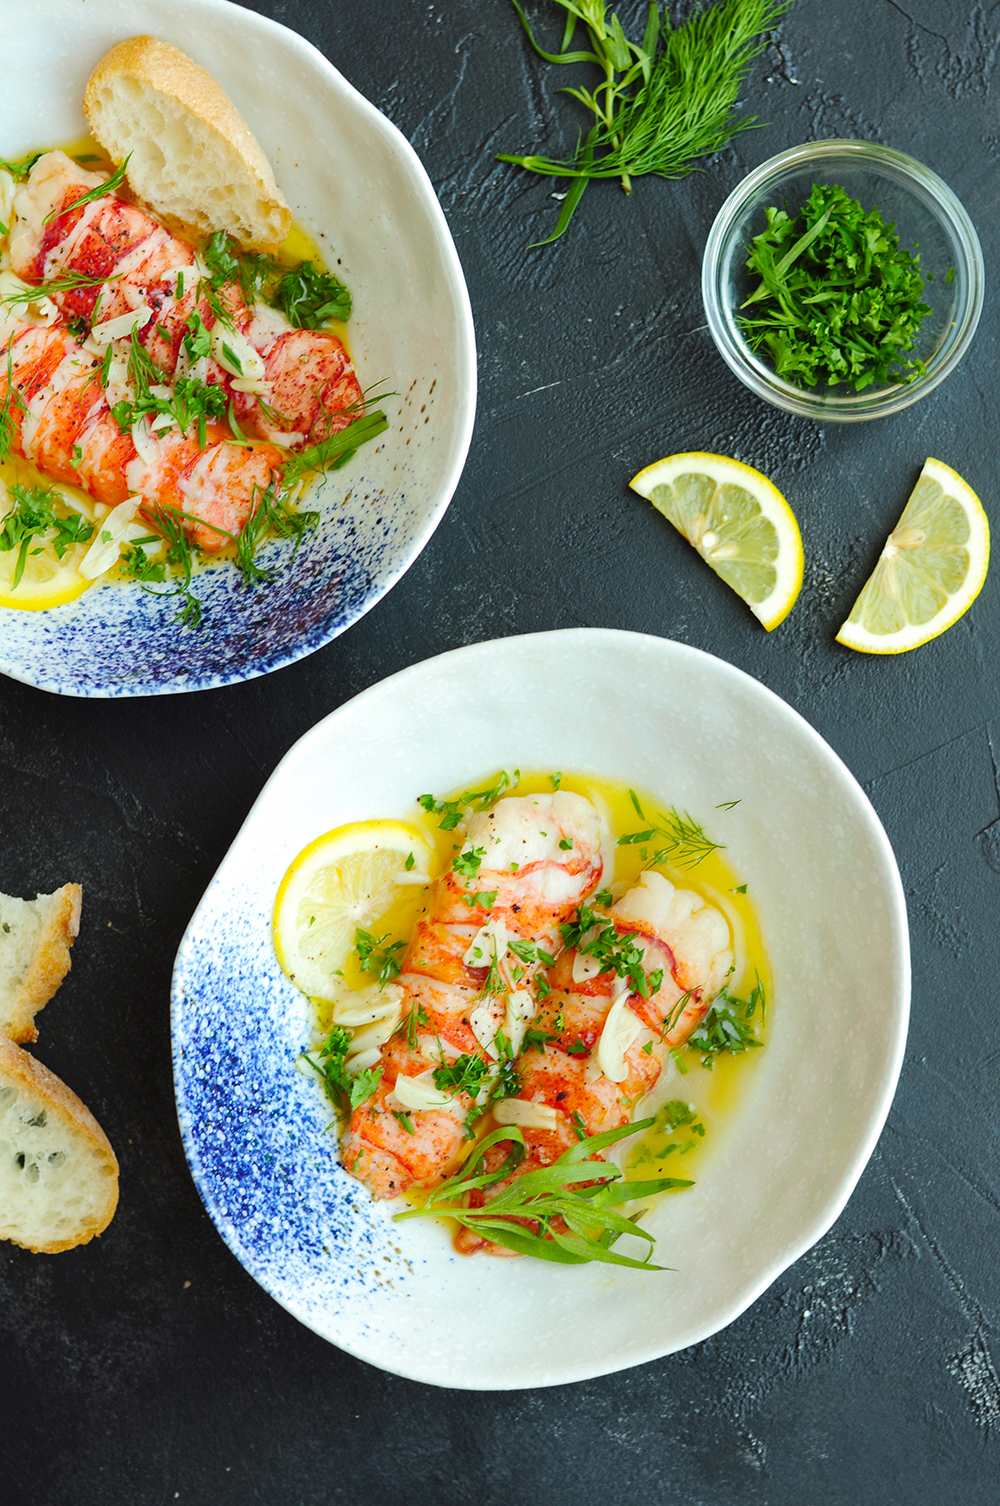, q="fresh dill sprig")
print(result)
[43,155,131,225]
[498,0,793,244]
[1,269,111,309]
[617,789,721,869]
[395,1118,691,1266]
[0,347,25,464]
